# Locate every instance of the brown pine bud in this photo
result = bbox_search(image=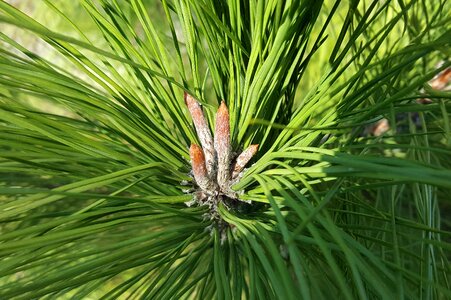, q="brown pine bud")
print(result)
[185,92,217,178]
[417,67,451,105]
[189,144,213,191]
[214,101,231,189]
[232,144,259,178]
[430,67,451,91]
[368,118,389,136]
